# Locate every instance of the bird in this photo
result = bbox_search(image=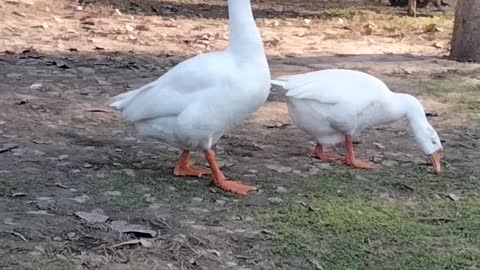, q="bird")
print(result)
[271,69,443,173]
[109,0,270,195]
